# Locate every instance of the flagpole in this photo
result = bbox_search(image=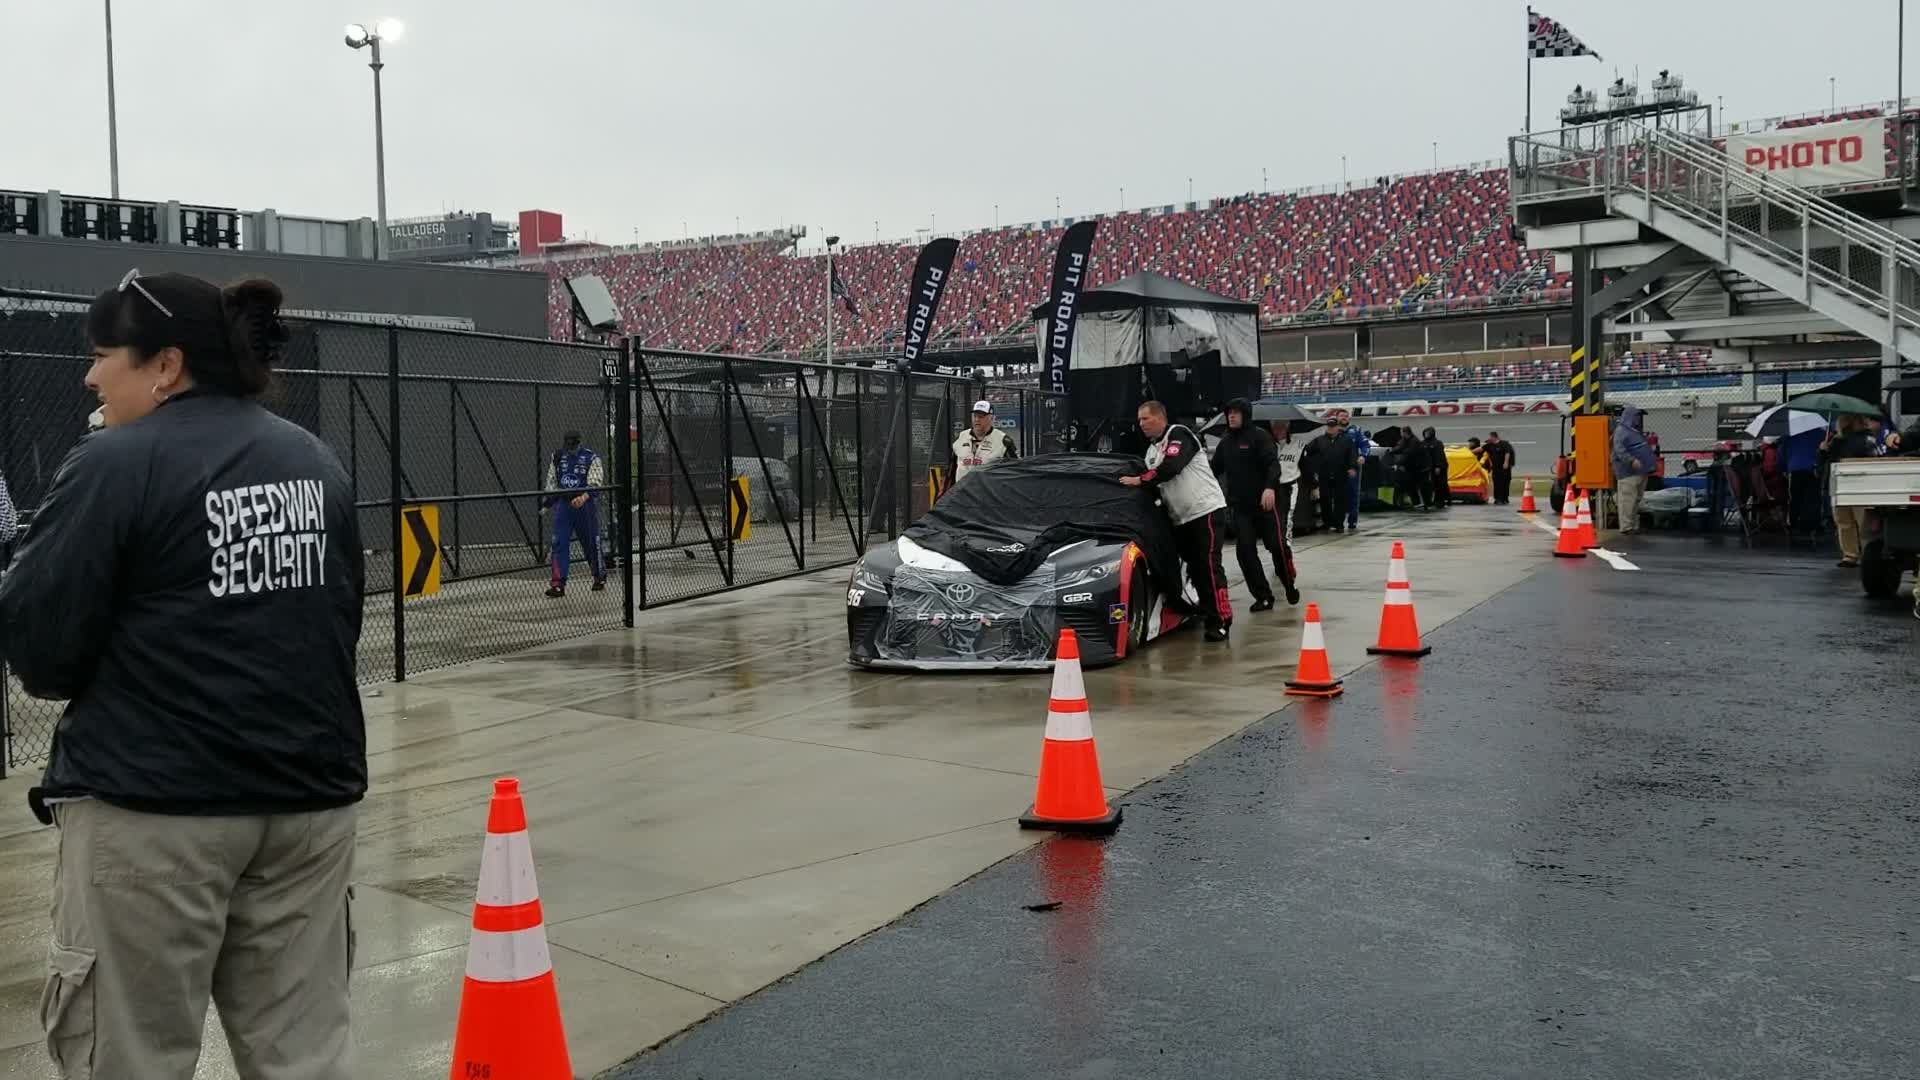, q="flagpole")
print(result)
[1525,5,1533,133]
[825,243,834,368]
